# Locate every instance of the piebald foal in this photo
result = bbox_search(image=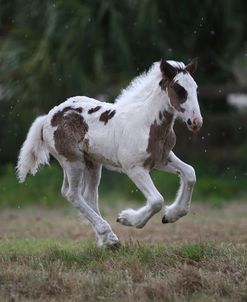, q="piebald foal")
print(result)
[17,59,202,247]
